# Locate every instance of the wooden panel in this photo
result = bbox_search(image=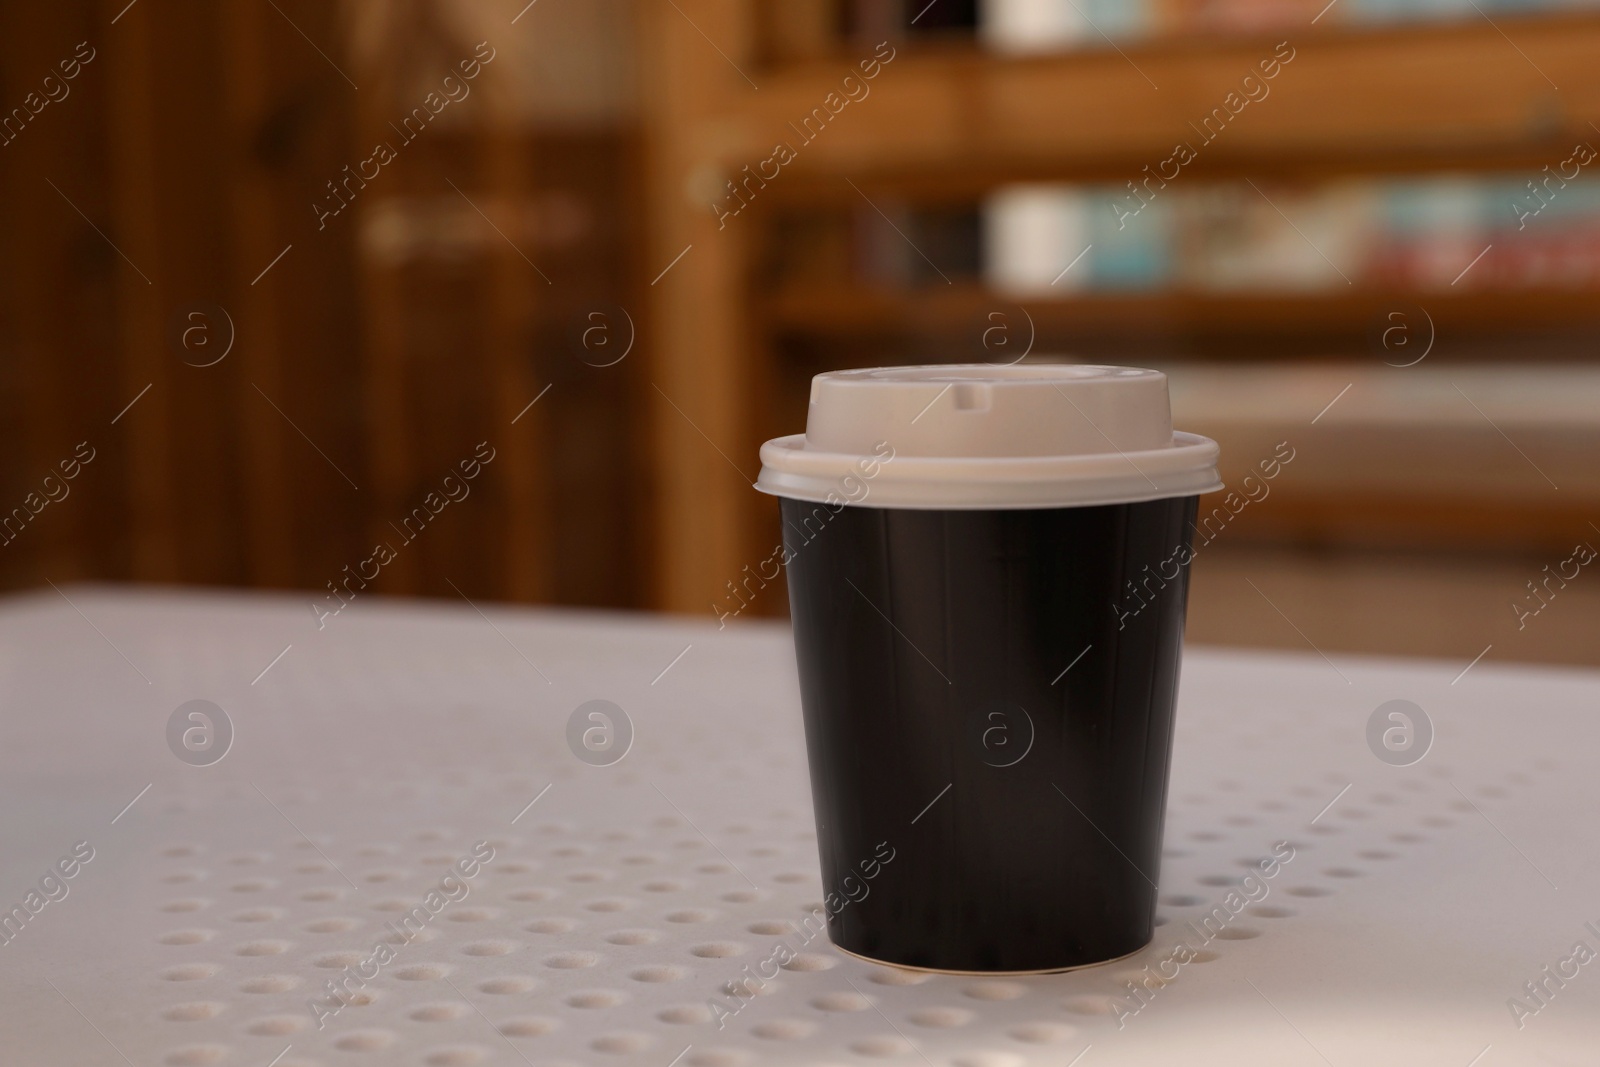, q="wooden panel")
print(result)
[221,0,294,587]
[0,5,108,585]
[0,0,371,595]
[350,4,419,595]
[245,0,369,598]
[0,0,638,610]
[481,100,552,602]
[102,0,179,581]
[758,0,844,63]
